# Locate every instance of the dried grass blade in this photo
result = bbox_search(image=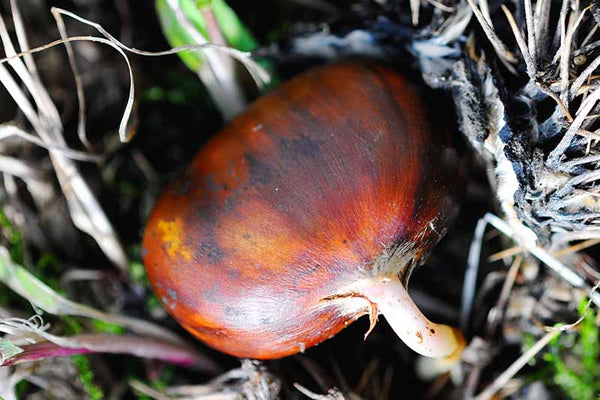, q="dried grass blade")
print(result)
[0,246,180,343]
[9,0,38,77]
[52,9,90,149]
[0,156,41,180]
[0,10,63,135]
[51,7,270,89]
[0,124,99,162]
[0,65,42,135]
[51,8,135,143]
[51,154,129,270]
[0,16,129,270]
